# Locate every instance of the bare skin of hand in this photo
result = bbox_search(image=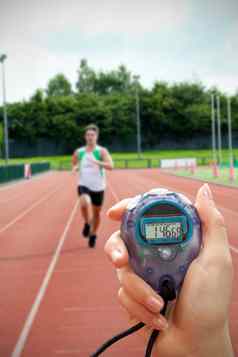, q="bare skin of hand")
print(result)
[105,184,234,357]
